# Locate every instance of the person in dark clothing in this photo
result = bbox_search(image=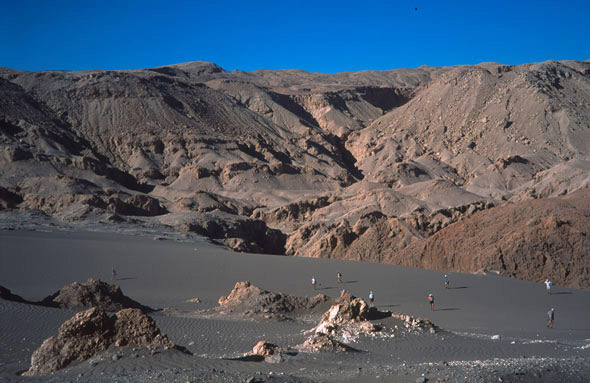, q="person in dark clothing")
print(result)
[547,308,555,328]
